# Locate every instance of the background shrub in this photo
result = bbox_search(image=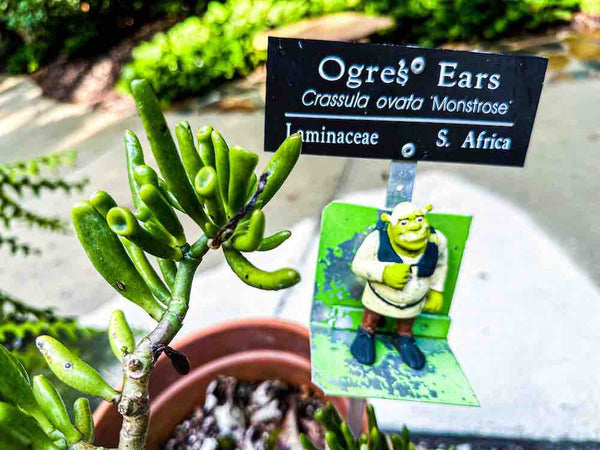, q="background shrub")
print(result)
[119,0,580,102]
[366,0,580,47]
[0,0,202,73]
[118,0,361,102]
